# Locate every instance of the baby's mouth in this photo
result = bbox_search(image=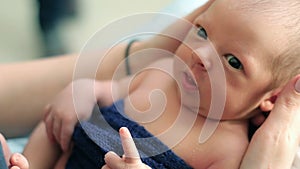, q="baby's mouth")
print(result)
[186,72,197,85]
[182,72,198,90]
